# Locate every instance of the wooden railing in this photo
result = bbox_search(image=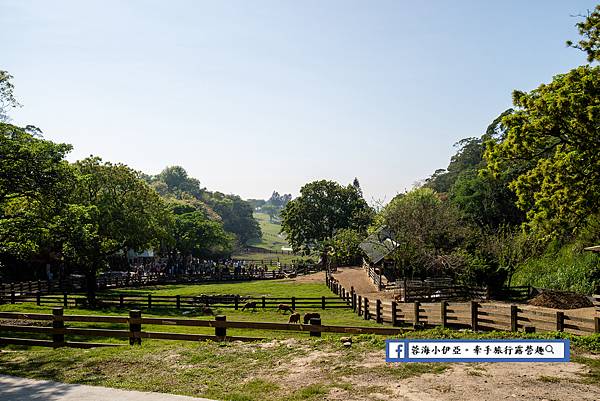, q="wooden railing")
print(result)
[0,308,406,348]
[0,265,320,298]
[326,273,600,335]
[1,292,350,311]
